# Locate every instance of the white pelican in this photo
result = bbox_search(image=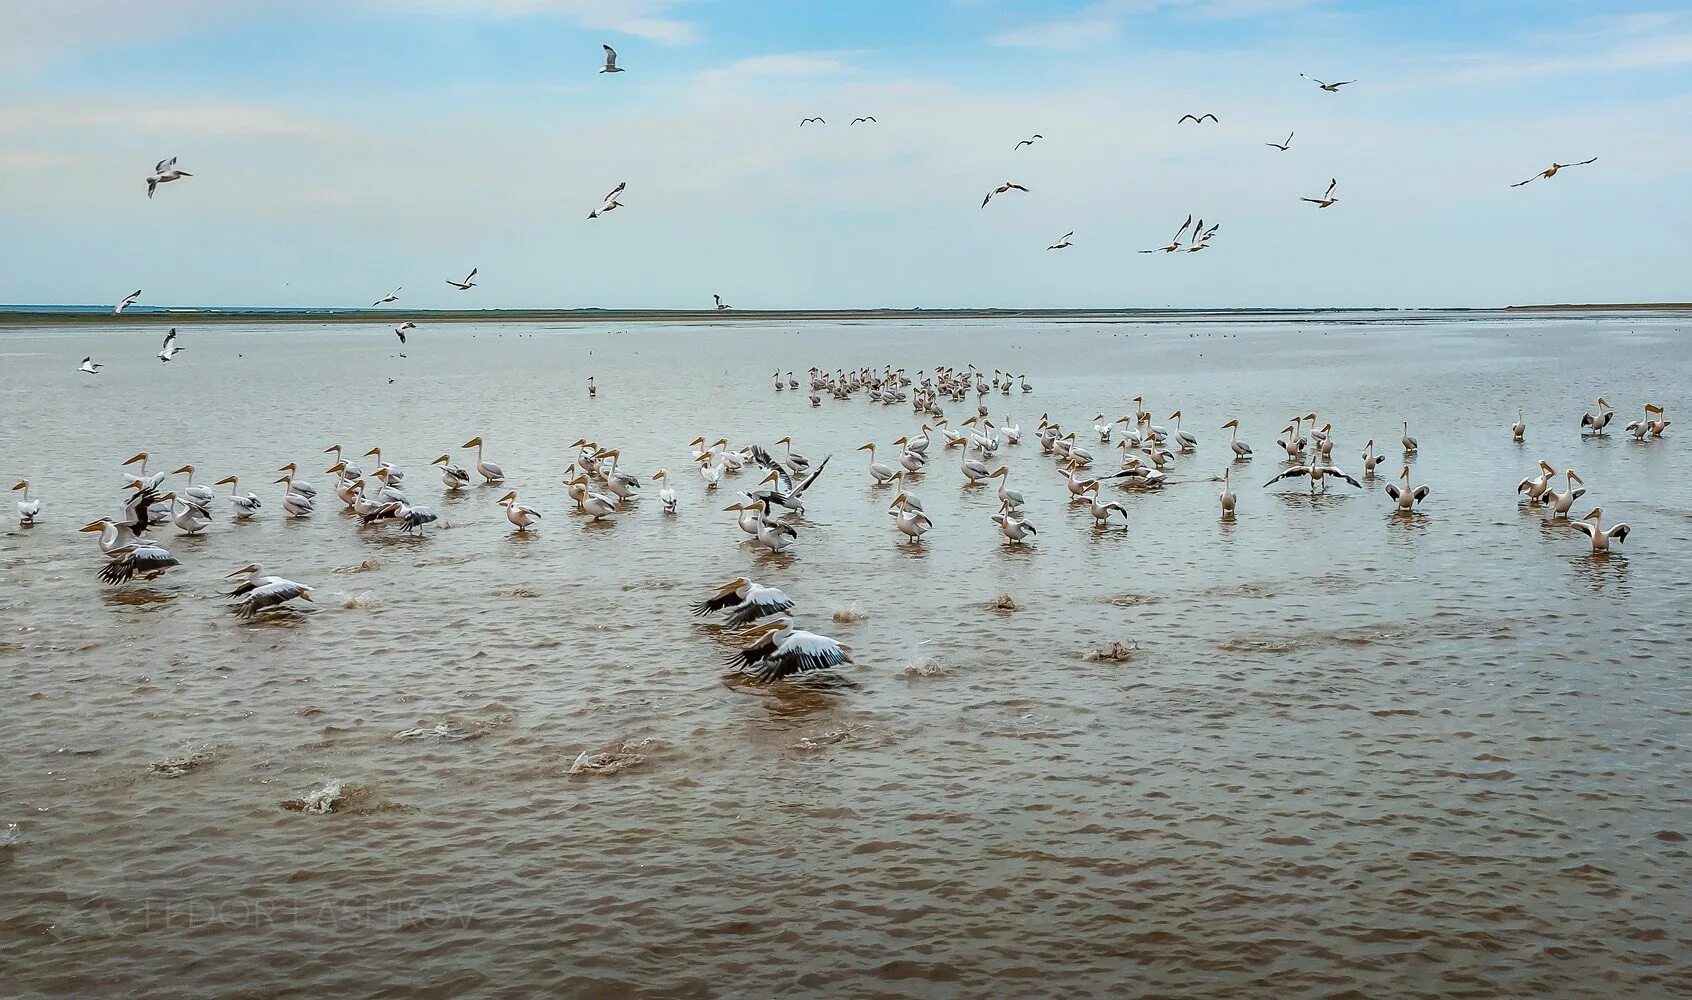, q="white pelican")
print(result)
[79,357,103,375]
[1626,404,1664,440]
[1580,397,1614,437]
[12,480,40,525]
[1542,469,1585,518]
[1093,413,1113,443]
[692,577,795,625]
[567,476,619,520]
[276,464,318,497]
[889,494,933,543]
[961,448,993,484]
[987,466,1024,508]
[170,464,216,506]
[980,181,1030,208]
[171,494,212,534]
[123,452,168,493]
[145,156,191,198]
[446,267,478,291]
[115,289,142,314]
[1400,421,1418,454]
[497,490,541,531]
[275,477,315,517]
[461,437,505,483]
[1517,461,1557,504]
[97,542,179,585]
[593,450,642,499]
[1080,482,1129,525]
[157,328,183,362]
[699,455,723,490]
[1511,157,1597,188]
[433,455,472,490]
[1219,468,1236,516]
[728,616,851,682]
[368,467,409,504]
[991,508,1037,545]
[642,469,674,513]
[728,497,764,535]
[372,287,400,307]
[81,517,152,555]
[1572,507,1629,553]
[226,564,314,617]
[600,43,624,73]
[1384,466,1431,512]
[1168,411,1197,451]
[725,503,797,553]
[364,500,439,533]
[894,439,927,475]
[1223,419,1251,459]
[1511,408,1526,443]
[751,456,831,515]
[857,443,897,484]
[1649,406,1672,437]
[1302,178,1339,208]
[324,444,364,480]
[999,417,1020,445]
[775,436,810,473]
[1278,427,1304,461]
[1301,74,1355,92]
[215,476,262,518]
[1264,463,1361,492]
[1360,440,1385,477]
